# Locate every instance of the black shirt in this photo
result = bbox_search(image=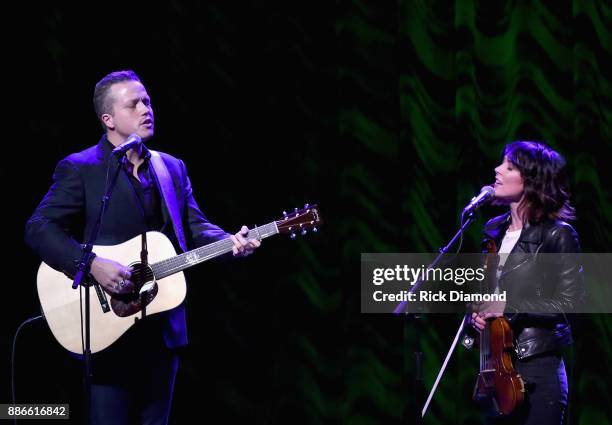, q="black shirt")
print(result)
[122,150,164,232]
